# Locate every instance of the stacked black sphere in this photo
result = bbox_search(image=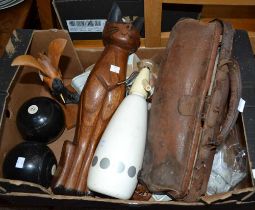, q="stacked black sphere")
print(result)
[16,97,65,144]
[3,142,57,187]
[2,97,65,188]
